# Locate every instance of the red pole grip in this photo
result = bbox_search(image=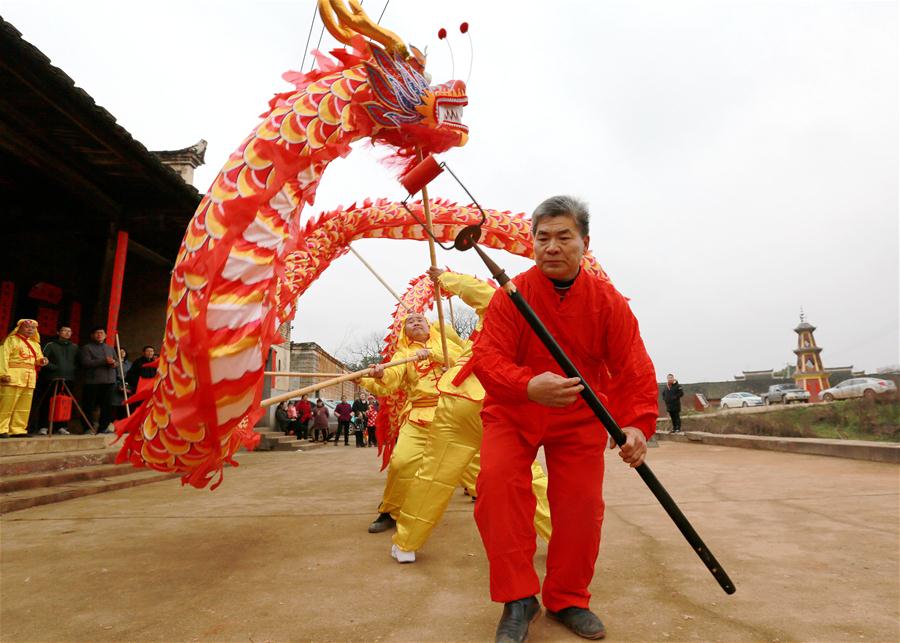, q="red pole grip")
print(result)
[401,154,444,194]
